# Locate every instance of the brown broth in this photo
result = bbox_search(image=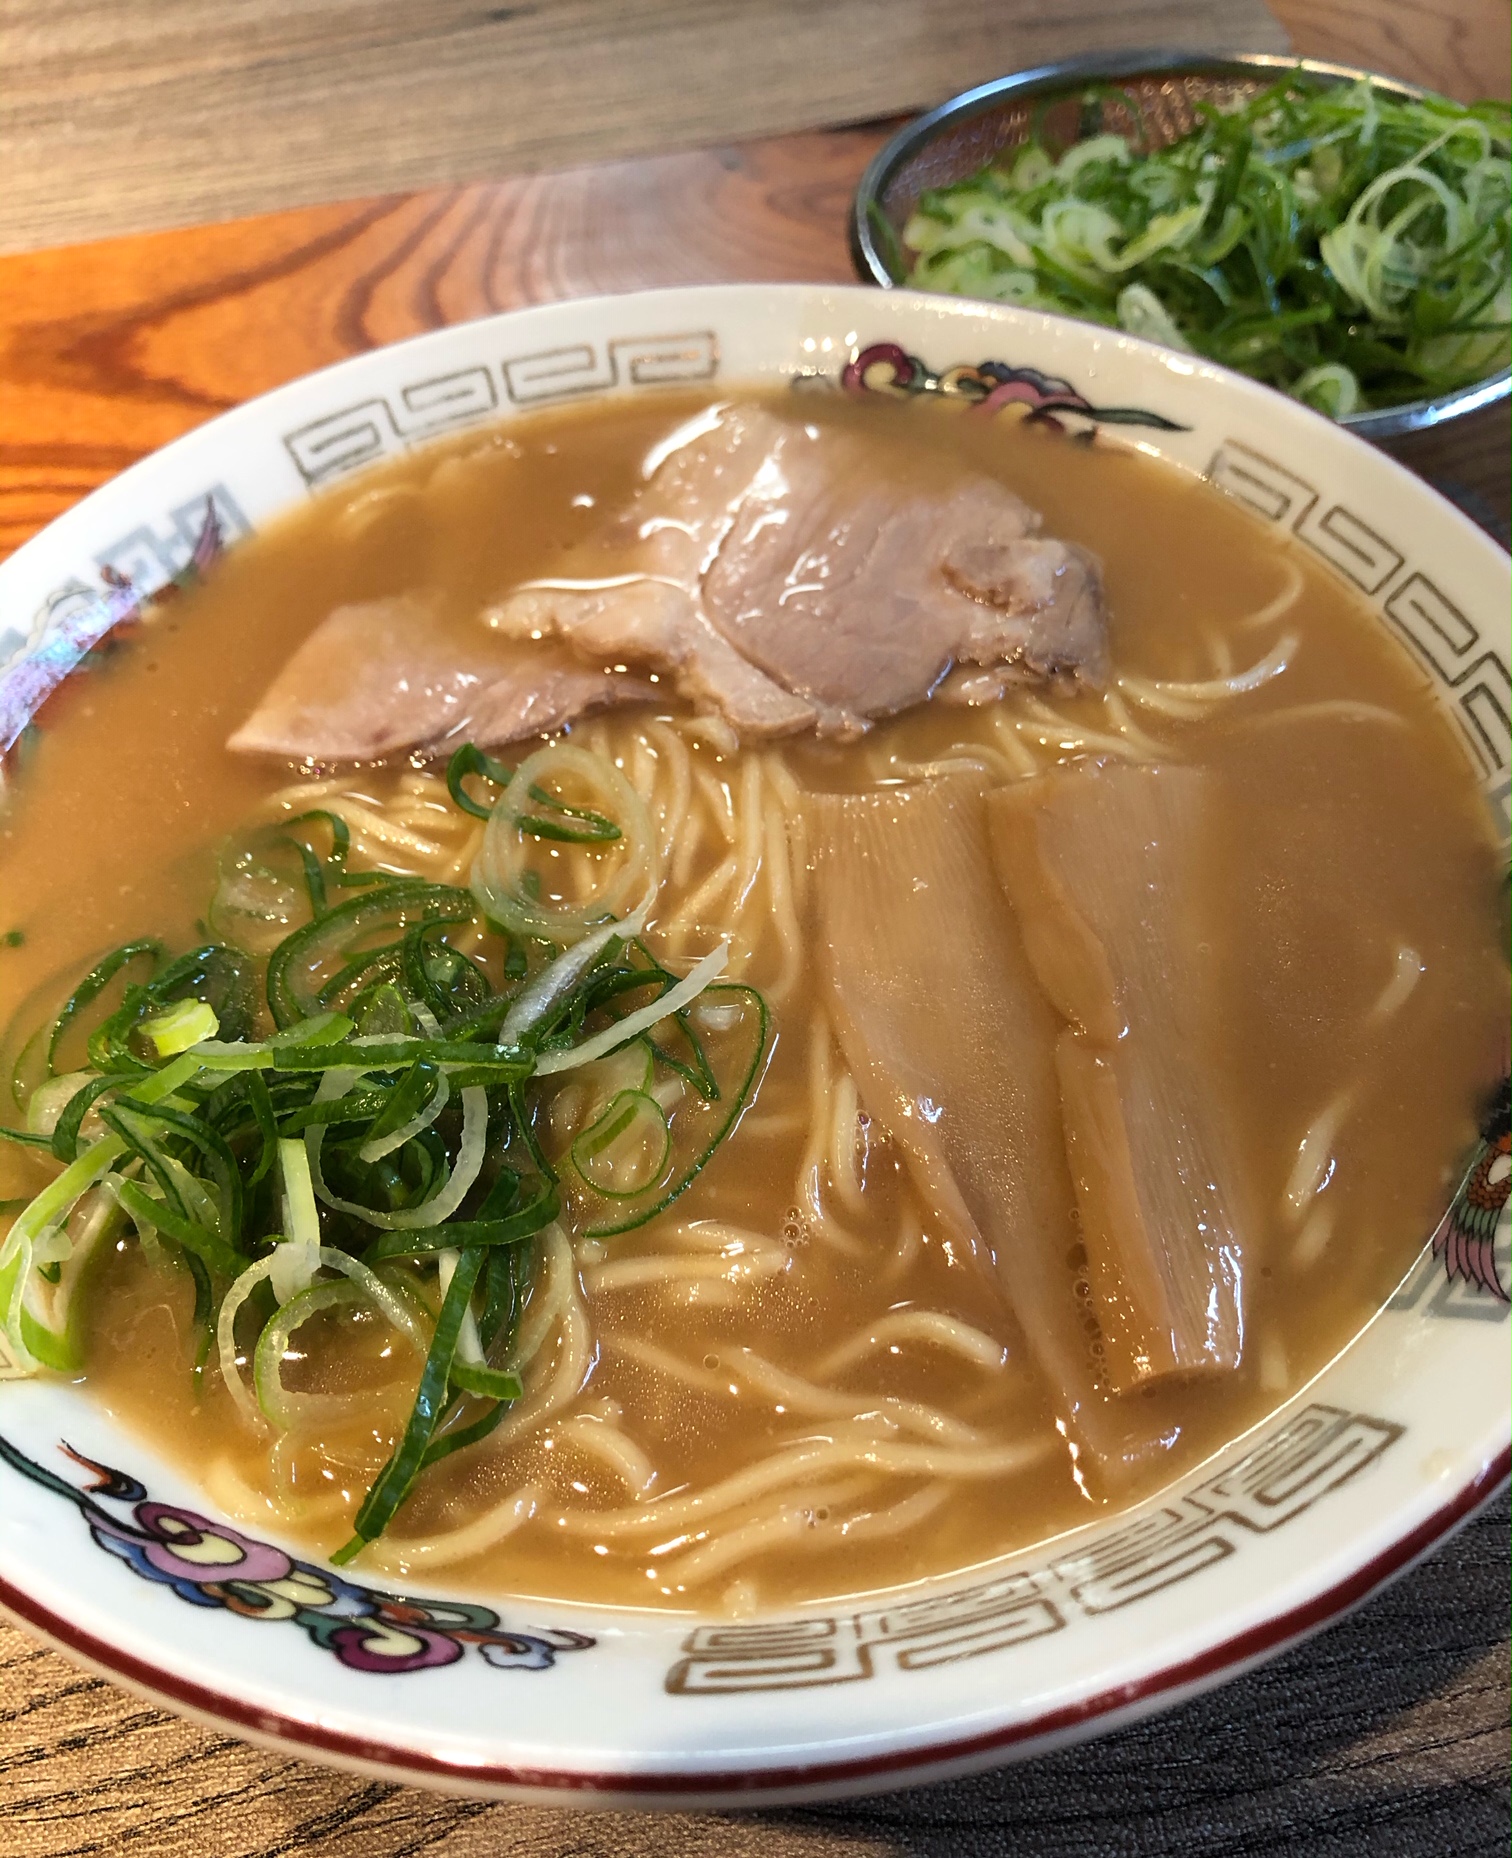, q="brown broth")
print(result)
[0,388,1505,1614]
